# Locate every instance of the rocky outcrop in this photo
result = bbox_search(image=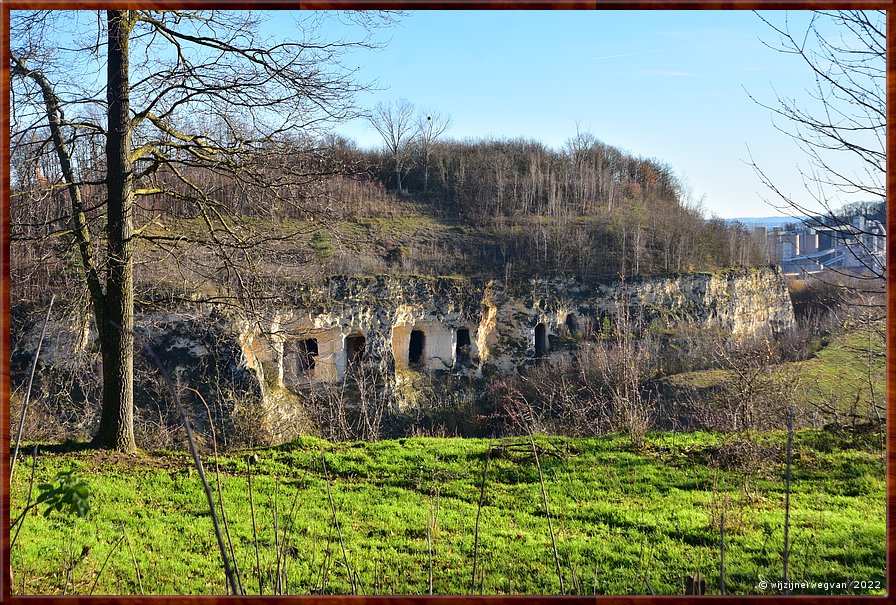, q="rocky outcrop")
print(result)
[243,268,794,387]
[12,267,794,445]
